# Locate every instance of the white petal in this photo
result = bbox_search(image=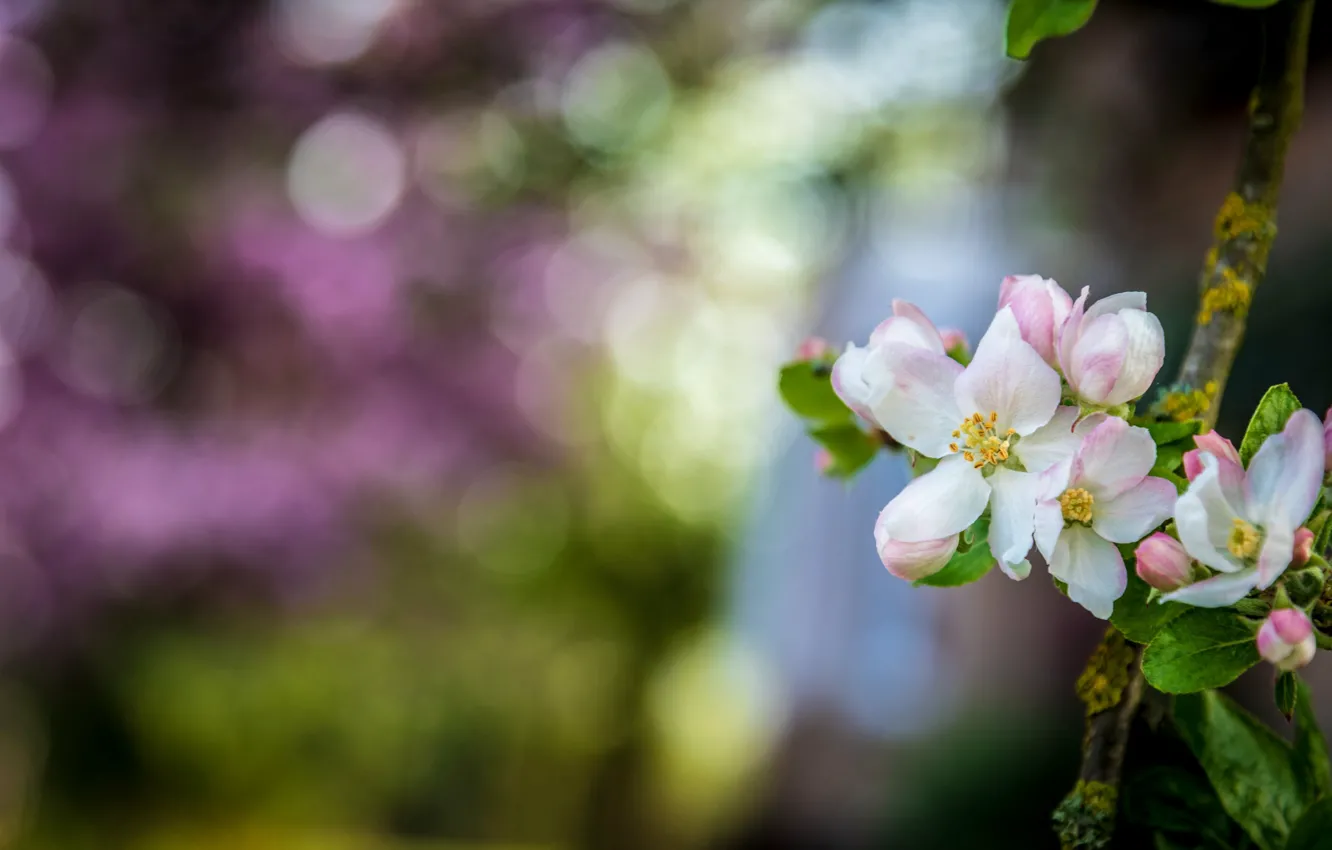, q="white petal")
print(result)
[1161,568,1258,608]
[1049,525,1127,620]
[1014,406,1083,474]
[879,454,990,543]
[1245,409,1324,532]
[988,468,1039,566]
[1056,287,1089,378]
[1068,313,1127,405]
[831,343,876,422]
[1255,523,1294,590]
[1174,455,1247,573]
[1033,500,1064,561]
[875,510,959,581]
[1103,308,1165,406]
[1094,477,1176,543]
[1000,558,1032,581]
[954,307,1060,436]
[1083,291,1147,322]
[870,299,945,354]
[1073,418,1157,499]
[867,346,963,457]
